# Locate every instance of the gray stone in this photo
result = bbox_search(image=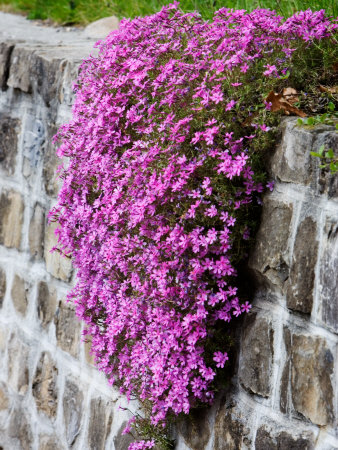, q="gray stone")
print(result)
[213,405,250,450]
[315,130,338,198]
[88,397,113,450]
[7,45,33,93]
[270,119,317,186]
[291,334,334,425]
[55,301,80,357]
[255,427,314,450]
[10,274,28,316]
[286,217,318,314]
[84,334,95,366]
[239,313,274,397]
[63,379,84,446]
[0,41,14,89]
[8,333,29,394]
[0,190,24,249]
[29,203,45,259]
[0,267,6,309]
[280,327,291,414]
[0,116,20,175]
[0,384,9,411]
[9,409,33,450]
[32,351,58,418]
[178,407,211,450]
[44,222,72,281]
[320,219,338,333]
[84,16,119,39]
[37,281,57,328]
[22,116,45,179]
[114,421,135,450]
[249,199,292,288]
[39,434,64,450]
[43,123,61,197]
